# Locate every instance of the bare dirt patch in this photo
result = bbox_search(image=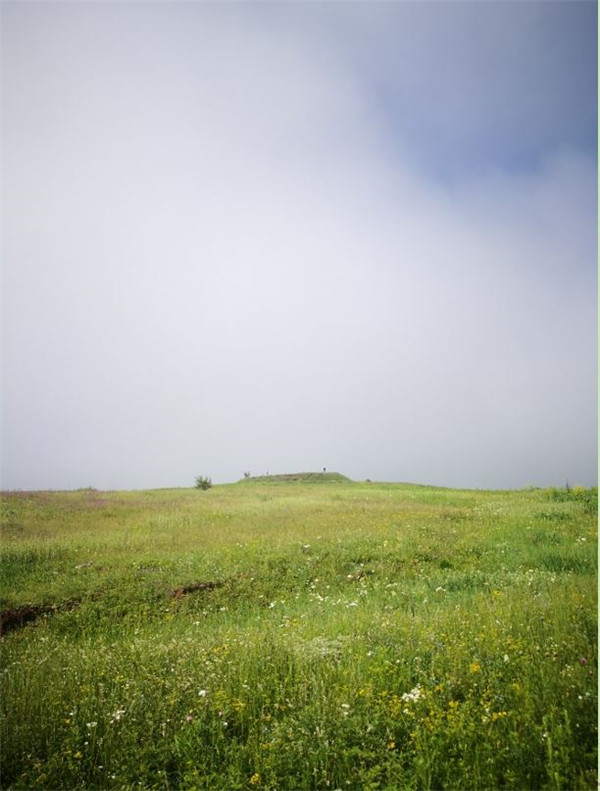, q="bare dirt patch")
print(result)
[171,581,223,598]
[1,604,56,635]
